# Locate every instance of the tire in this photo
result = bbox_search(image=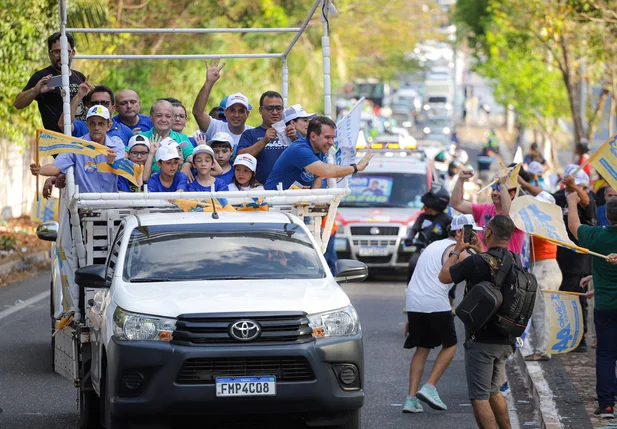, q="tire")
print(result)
[79,386,102,429]
[326,410,360,429]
